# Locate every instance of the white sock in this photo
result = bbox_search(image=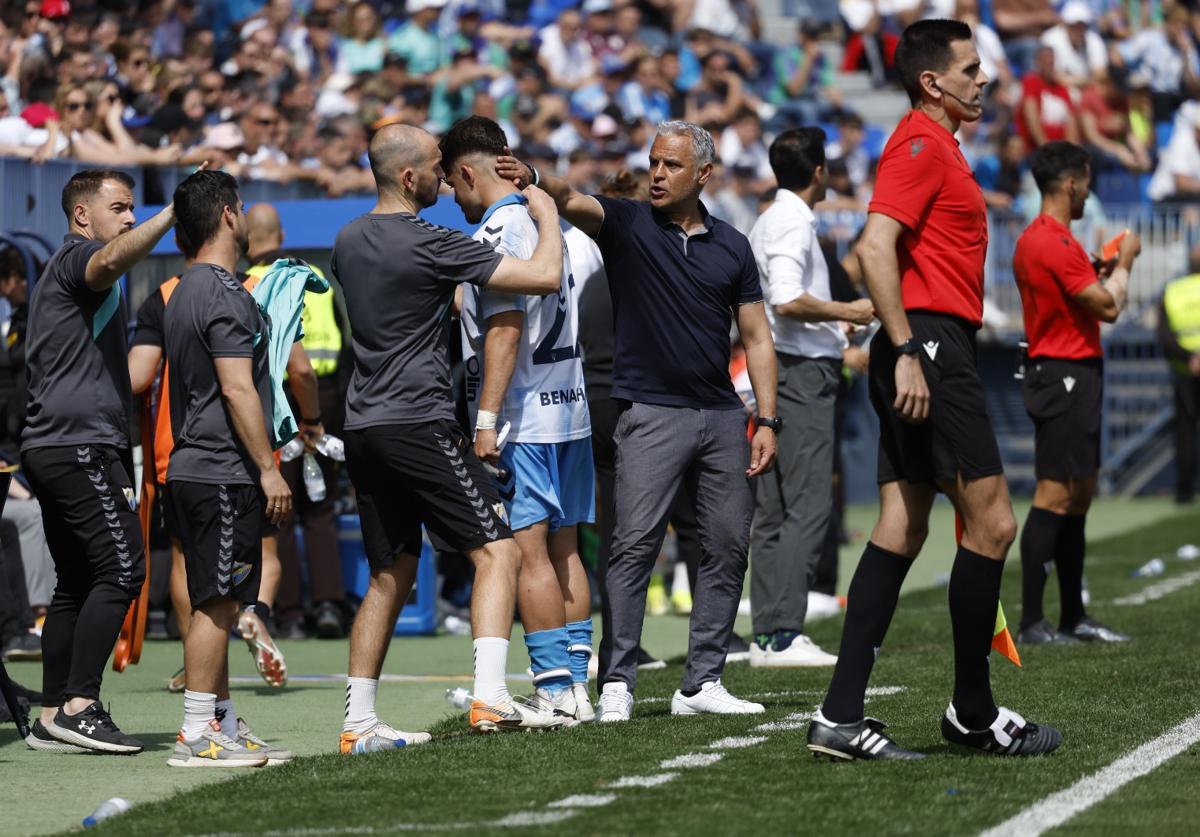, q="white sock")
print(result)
[215,697,237,738]
[182,690,216,740]
[473,637,511,707]
[672,561,690,596]
[344,677,379,734]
